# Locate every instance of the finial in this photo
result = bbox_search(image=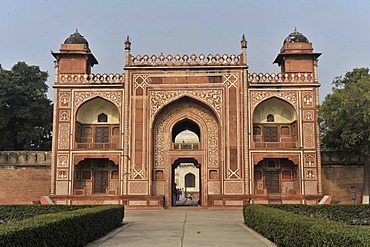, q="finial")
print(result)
[241,34,247,49]
[75,28,78,33]
[124,35,131,51]
[294,27,297,32]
